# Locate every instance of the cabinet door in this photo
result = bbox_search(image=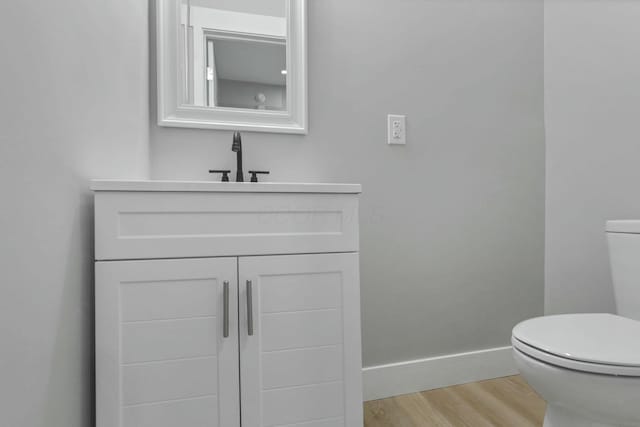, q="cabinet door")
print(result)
[239,253,363,427]
[96,258,240,427]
